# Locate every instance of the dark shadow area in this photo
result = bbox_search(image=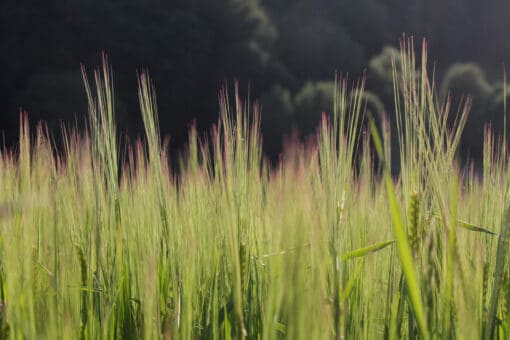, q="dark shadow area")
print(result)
[2,0,510,166]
